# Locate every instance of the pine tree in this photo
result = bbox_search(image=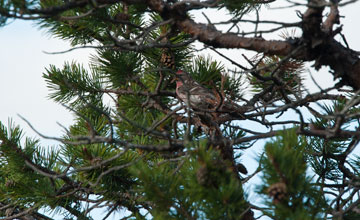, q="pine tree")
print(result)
[1,0,360,219]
